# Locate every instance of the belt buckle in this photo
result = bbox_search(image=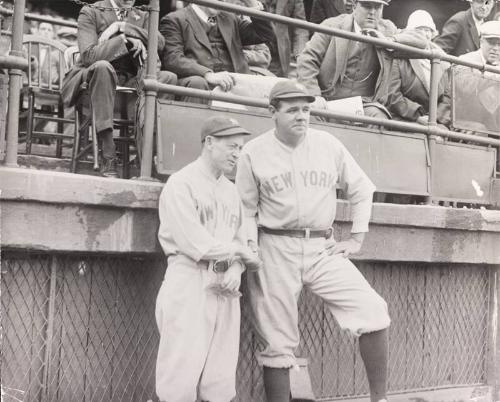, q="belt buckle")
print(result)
[304,228,310,240]
[213,259,229,273]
